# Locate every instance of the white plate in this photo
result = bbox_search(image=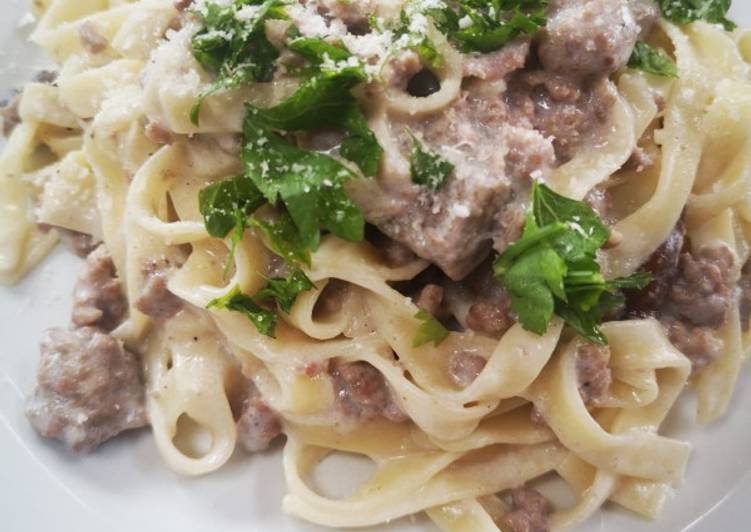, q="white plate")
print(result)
[1,3,750,532]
